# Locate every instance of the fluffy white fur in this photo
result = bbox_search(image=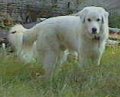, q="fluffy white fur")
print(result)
[74,6,109,66]
[21,6,109,77]
[8,24,37,63]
